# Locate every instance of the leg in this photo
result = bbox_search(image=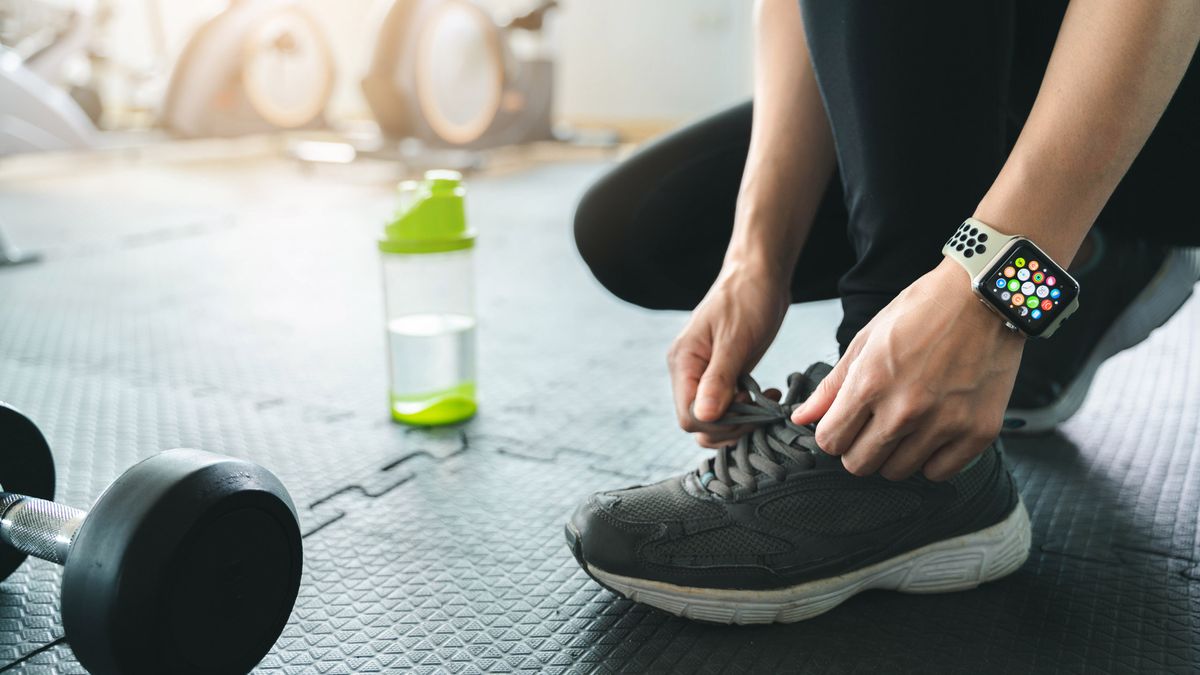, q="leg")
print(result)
[798,1,1017,350]
[573,101,854,310]
[1000,2,1200,430]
